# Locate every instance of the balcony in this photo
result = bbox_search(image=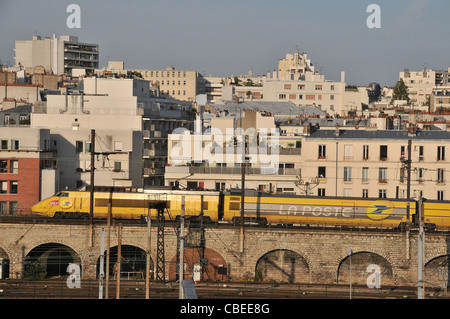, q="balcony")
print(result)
[165,165,300,176]
[143,149,166,157]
